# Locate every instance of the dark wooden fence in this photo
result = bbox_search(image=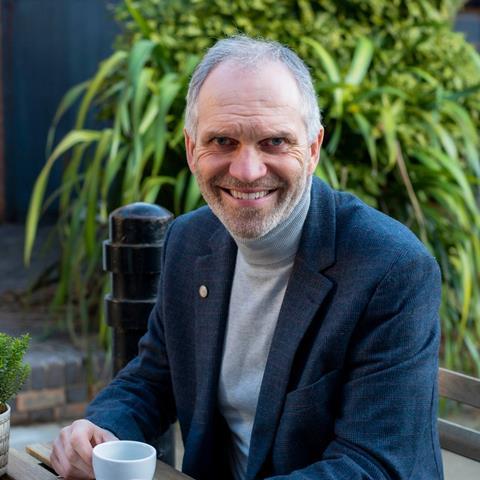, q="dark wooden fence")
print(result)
[0,0,120,221]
